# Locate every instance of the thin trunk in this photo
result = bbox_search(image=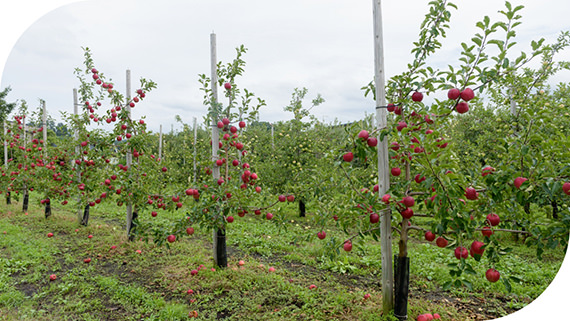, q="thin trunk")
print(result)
[394,255,410,321]
[6,191,10,205]
[45,198,51,218]
[81,204,90,226]
[299,200,306,217]
[552,199,559,219]
[22,187,29,212]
